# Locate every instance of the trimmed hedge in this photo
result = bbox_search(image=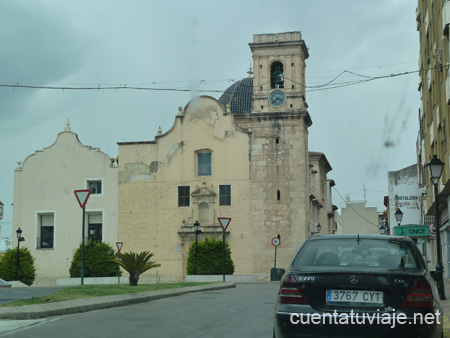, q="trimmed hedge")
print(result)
[187,237,235,275]
[70,241,121,277]
[0,247,36,286]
